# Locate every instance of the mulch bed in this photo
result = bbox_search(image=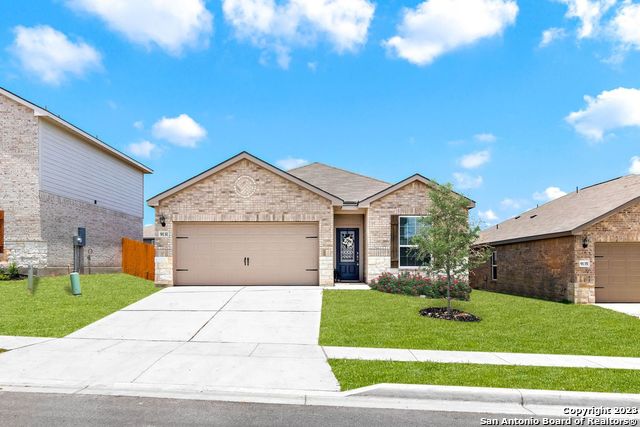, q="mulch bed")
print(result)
[419,307,481,322]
